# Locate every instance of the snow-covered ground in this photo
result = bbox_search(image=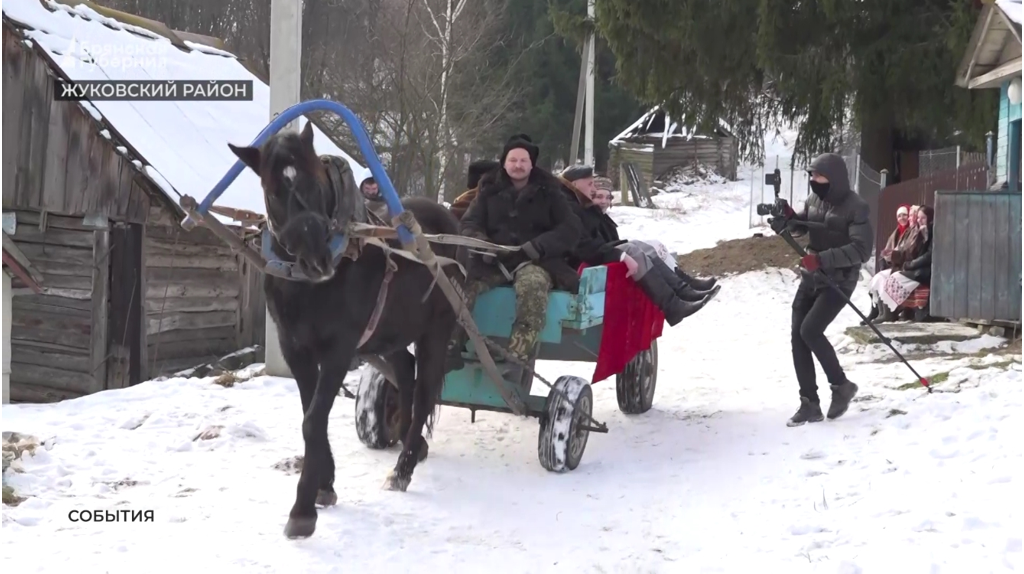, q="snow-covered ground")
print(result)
[3,260,1020,572]
[3,118,1019,571]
